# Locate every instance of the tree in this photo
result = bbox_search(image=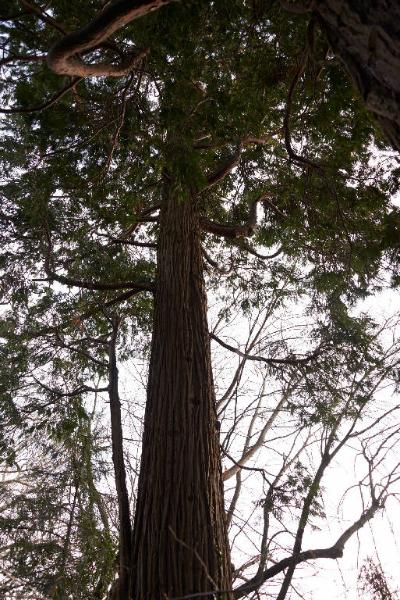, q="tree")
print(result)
[1,1,400,599]
[281,0,400,151]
